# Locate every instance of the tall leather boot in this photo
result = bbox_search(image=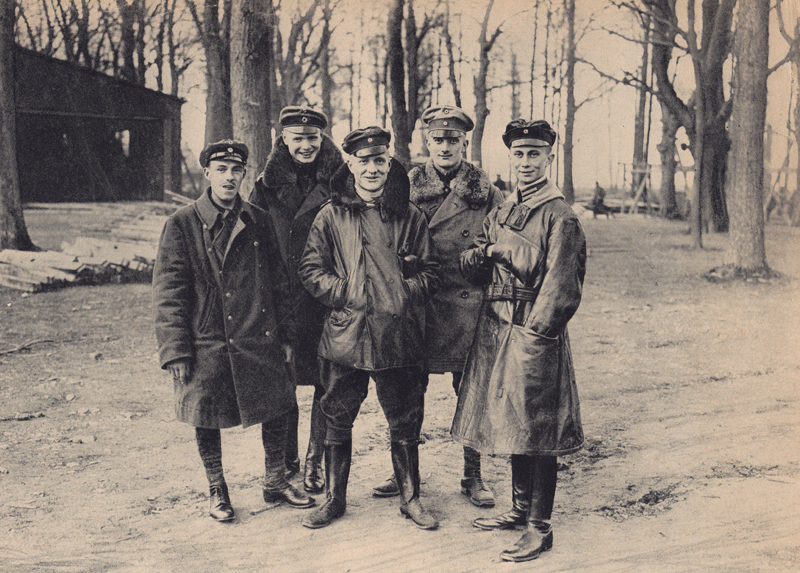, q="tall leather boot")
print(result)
[461,446,495,507]
[284,401,301,479]
[262,417,315,509]
[501,455,557,563]
[392,442,438,530]
[303,394,326,494]
[302,441,350,529]
[473,454,533,530]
